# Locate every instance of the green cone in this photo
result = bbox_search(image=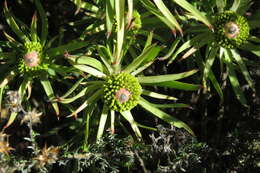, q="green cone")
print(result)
[103,72,142,112]
[18,41,48,76]
[214,11,249,48]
